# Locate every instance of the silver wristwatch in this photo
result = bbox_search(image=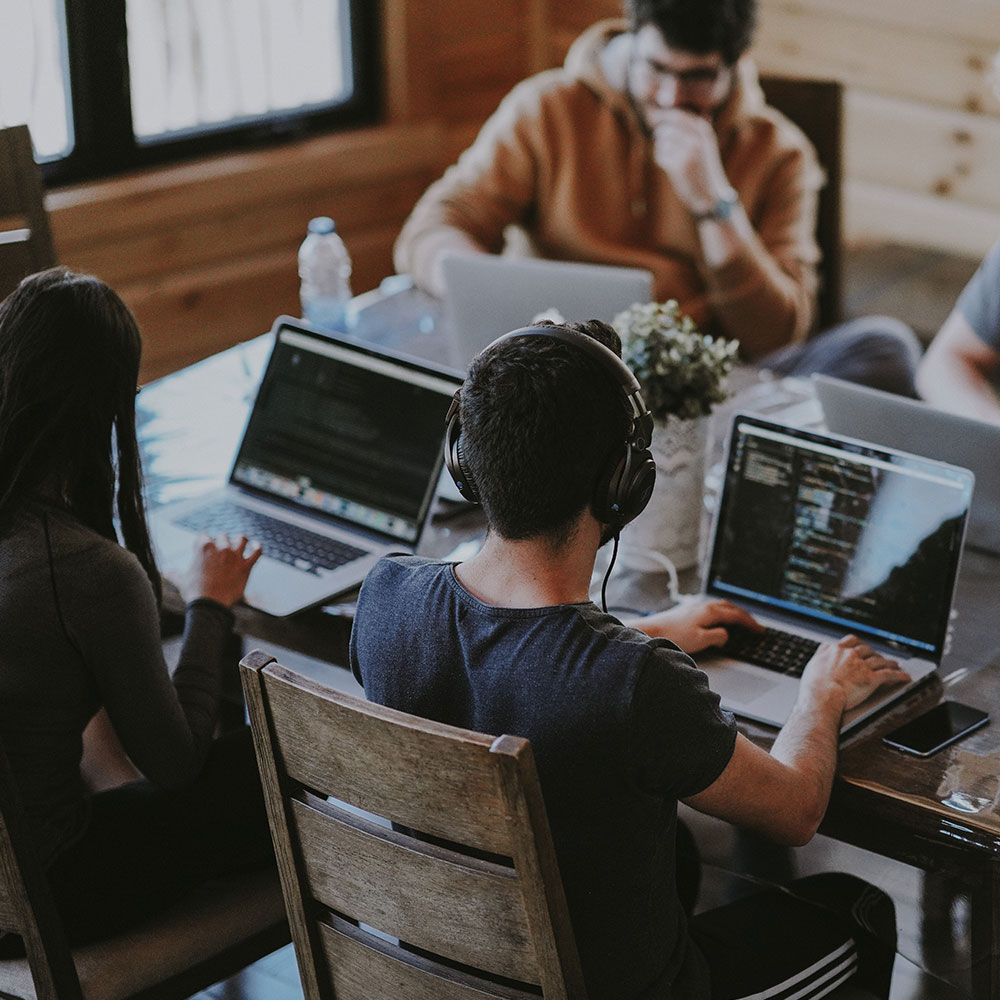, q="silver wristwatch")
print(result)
[692,187,740,223]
